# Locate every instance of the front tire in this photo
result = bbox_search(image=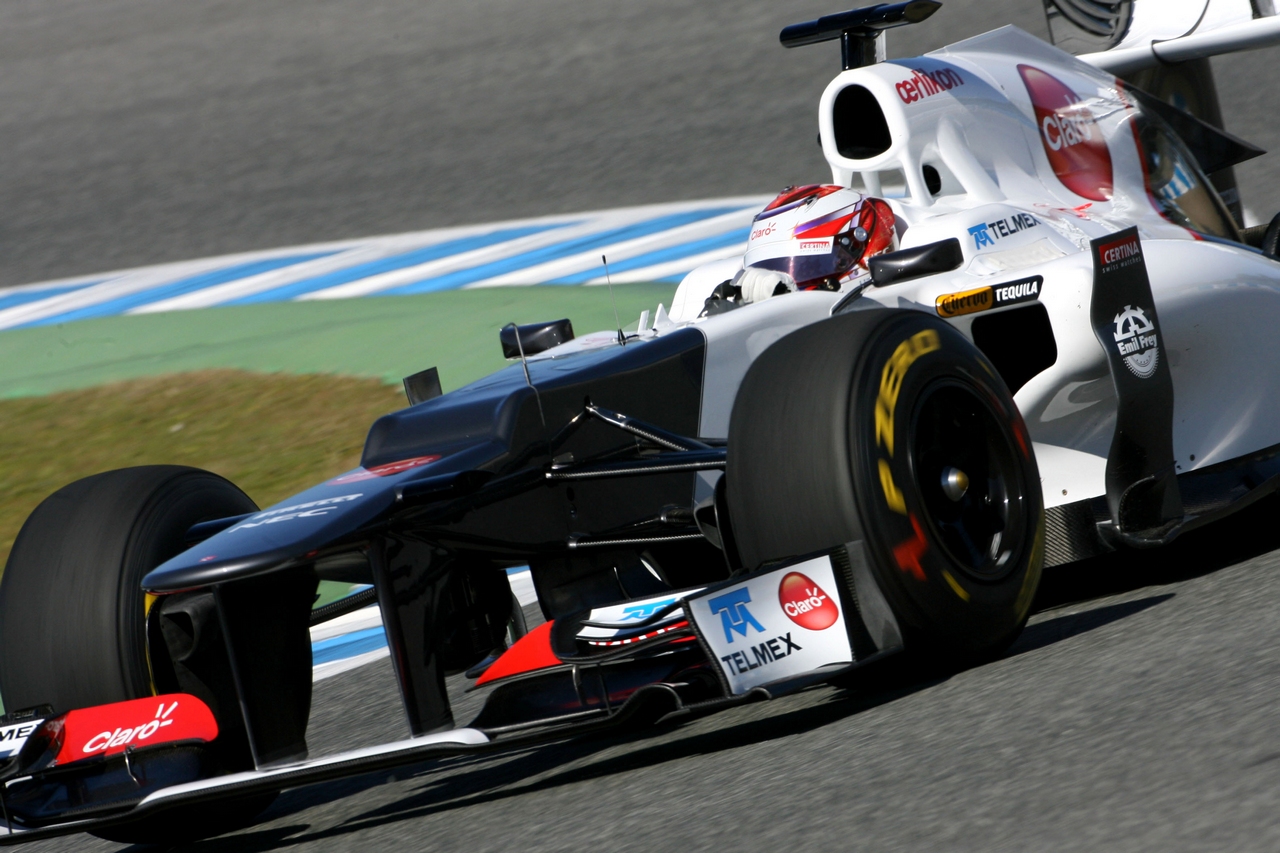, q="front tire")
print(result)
[0,465,258,712]
[726,309,1043,657]
[0,466,280,843]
